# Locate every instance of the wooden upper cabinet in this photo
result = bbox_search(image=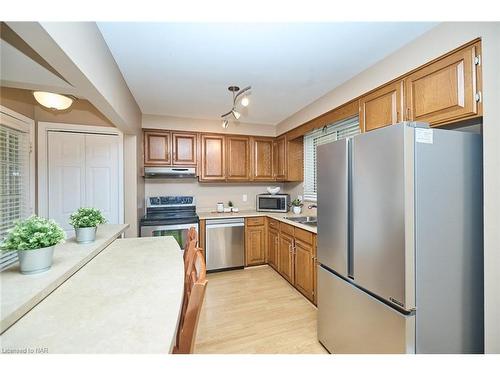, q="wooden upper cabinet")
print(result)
[359,80,403,132]
[172,132,197,165]
[273,136,286,180]
[226,136,250,181]
[404,42,481,126]
[200,134,225,181]
[285,137,304,182]
[144,131,171,165]
[251,137,274,181]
